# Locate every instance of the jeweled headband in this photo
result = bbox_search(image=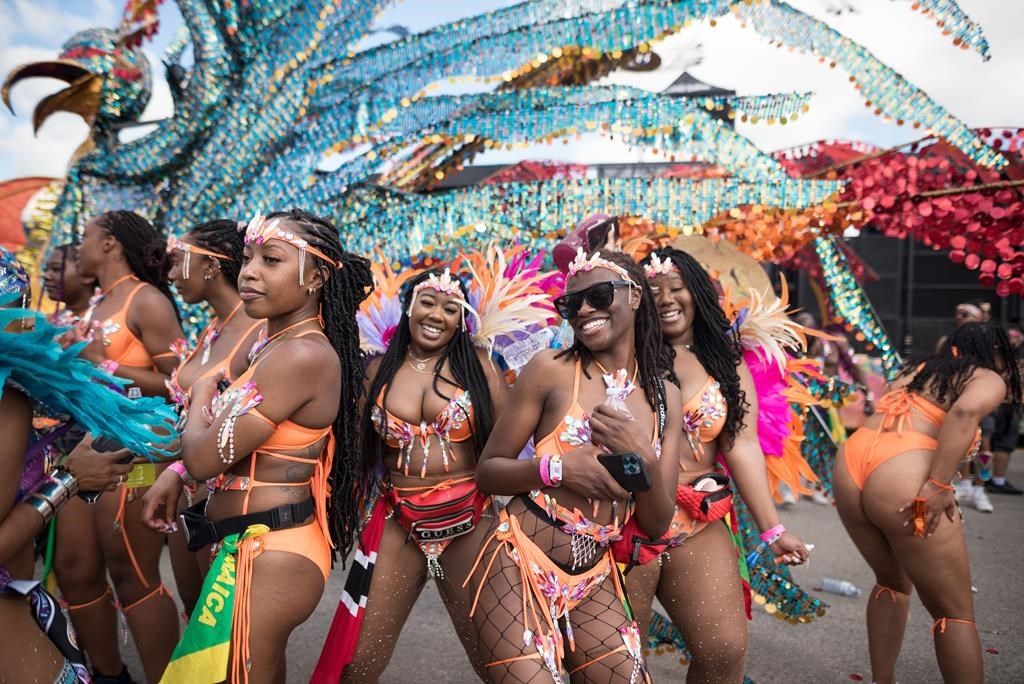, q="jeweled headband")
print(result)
[244,211,342,286]
[166,237,234,280]
[643,252,678,280]
[566,247,637,287]
[407,268,480,328]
